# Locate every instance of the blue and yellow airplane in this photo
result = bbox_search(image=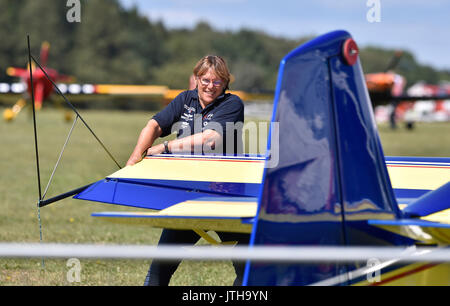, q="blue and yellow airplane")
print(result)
[42,30,450,285]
